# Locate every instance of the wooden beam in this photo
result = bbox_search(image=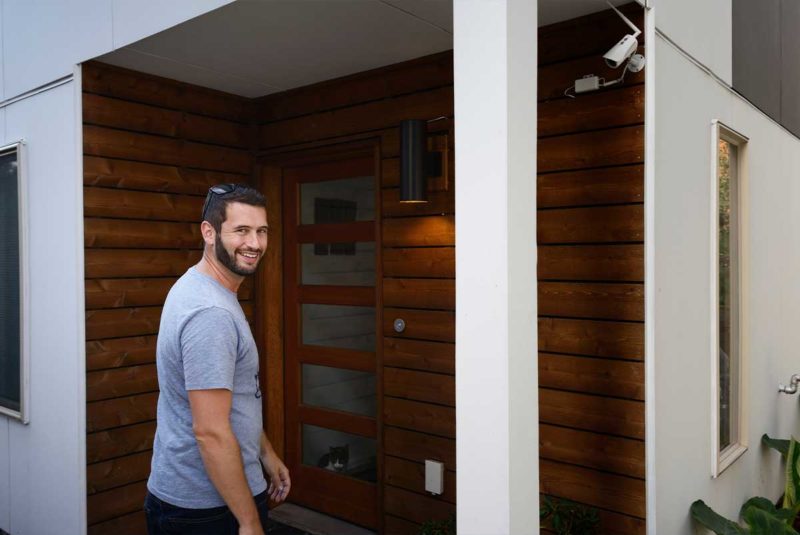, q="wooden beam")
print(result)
[538,165,644,208]
[539,354,644,401]
[83,93,253,148]
[383,216,455,247]
[383,279,455,310]
[540,459,645,518]
[86,421,155,463]
[86,364,159,402]
[383,308,455,343]
[538,244,644,282]
[87,393,158,433]
[384,368,455,406]
[538,282,645,321]
[84,156,241,195]
[538,317,644,360]
[539,389,644,440]
[538,125,644,173]
[538,205,644,244]
[539,85,643,137]
[86,336,157,371]
[383,397,454,439]
[84,125,252,174]
[540,424,645,479]
[382,247,455,279]
[83,61,251,122]
[383,338,455,375]
[83,187,204,223]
